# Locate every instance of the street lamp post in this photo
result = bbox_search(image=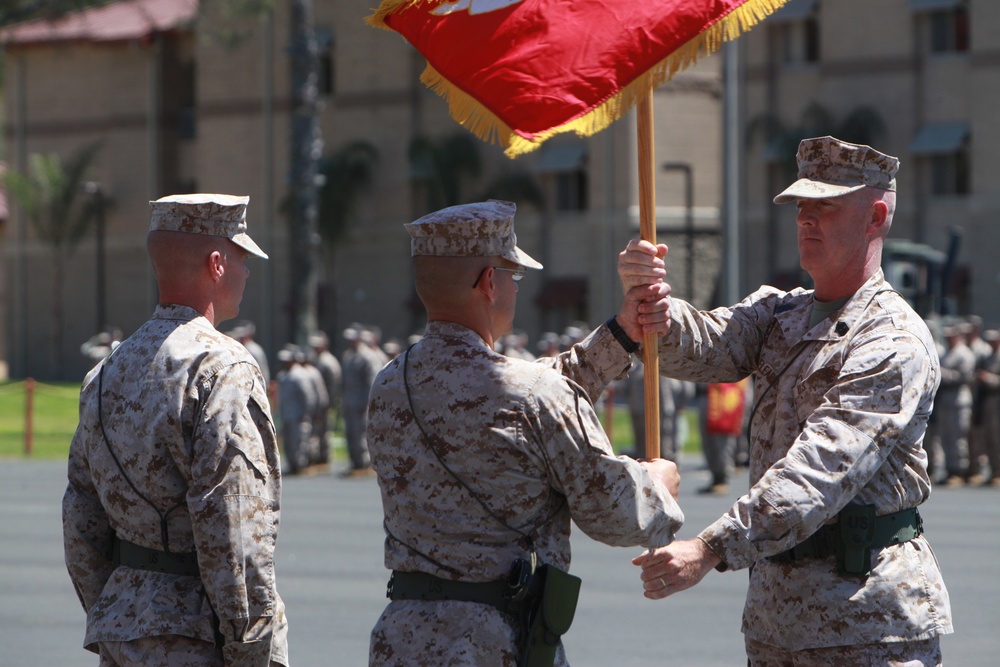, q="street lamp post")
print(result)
[84,182,106,332]
[662,162,694,300]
